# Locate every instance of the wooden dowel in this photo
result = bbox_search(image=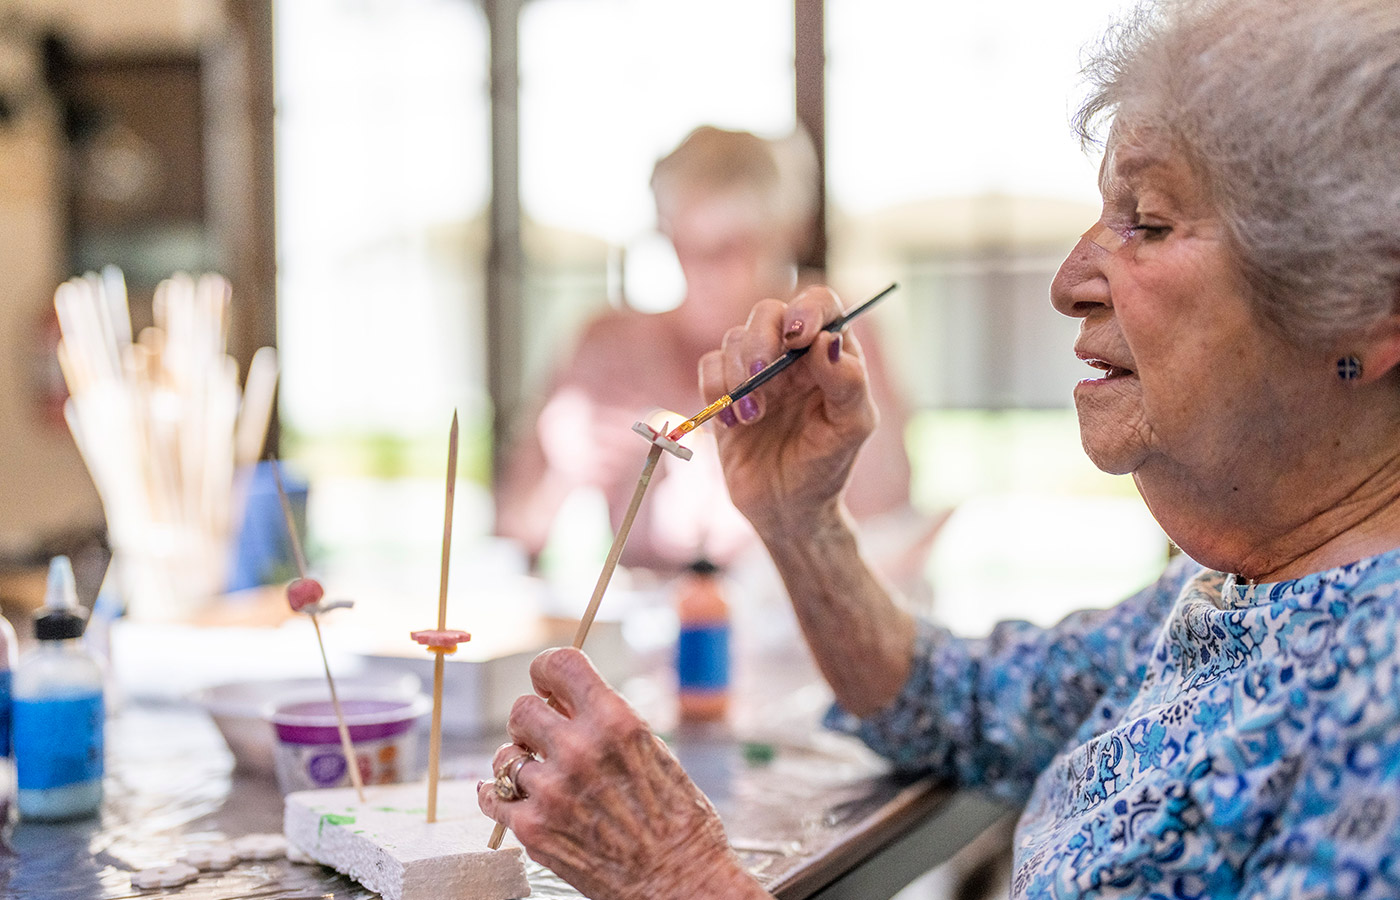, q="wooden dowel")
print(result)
[271,455,365,801]
[488,438,665,850]
[427,411,459,824]
[568,439,663,651]
[271,457,309,577]
[311,614,366,802]
[437,412,459,634]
